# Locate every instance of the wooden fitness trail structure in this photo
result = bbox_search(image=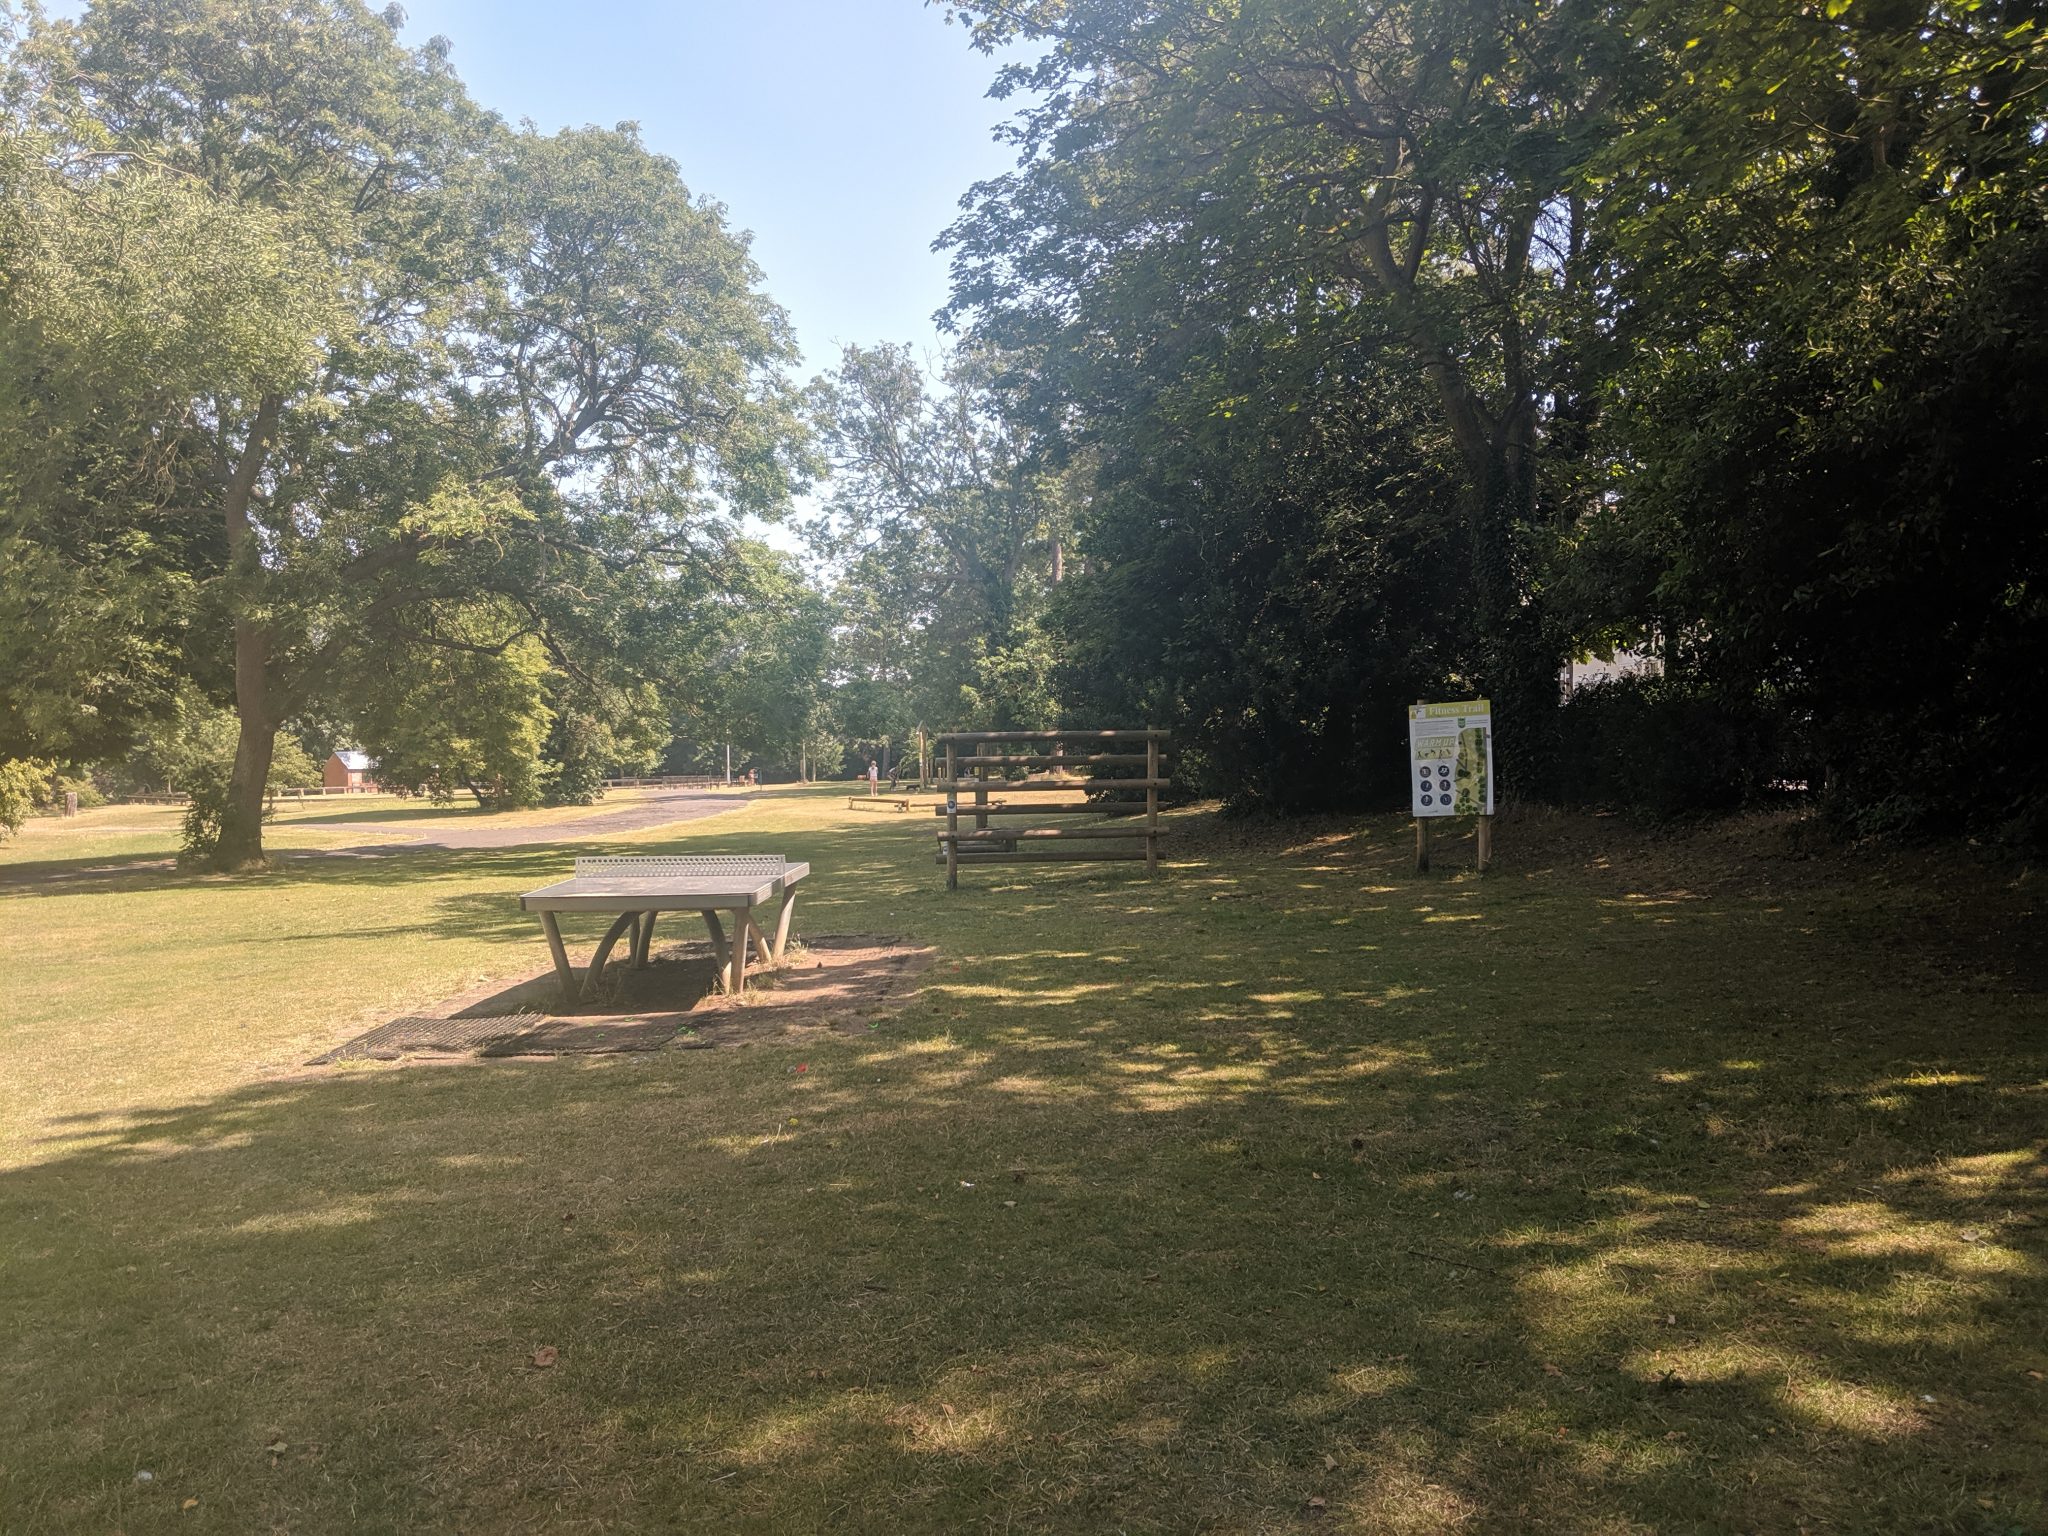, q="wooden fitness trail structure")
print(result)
[934,729,1169,890]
